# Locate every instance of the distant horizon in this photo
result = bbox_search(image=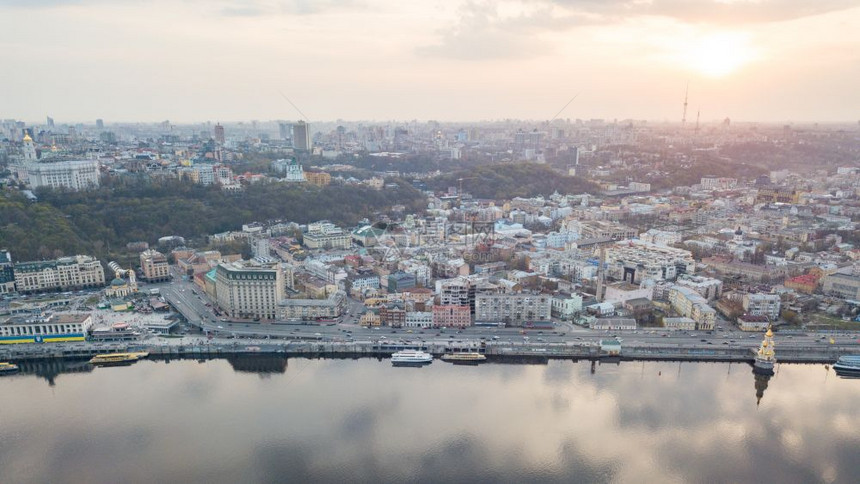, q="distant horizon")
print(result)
[14,117,860,128]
